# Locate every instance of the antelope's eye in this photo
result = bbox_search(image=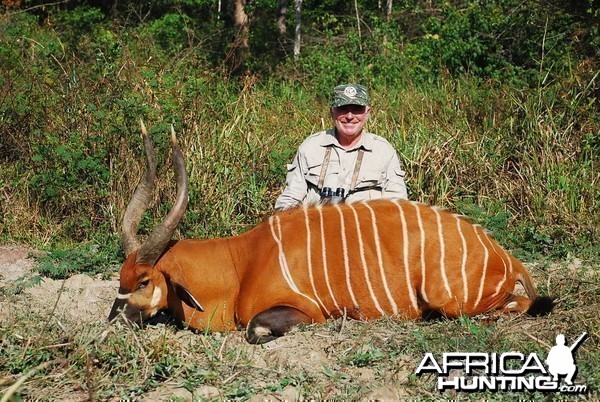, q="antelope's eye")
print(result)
[137,280,150,290]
